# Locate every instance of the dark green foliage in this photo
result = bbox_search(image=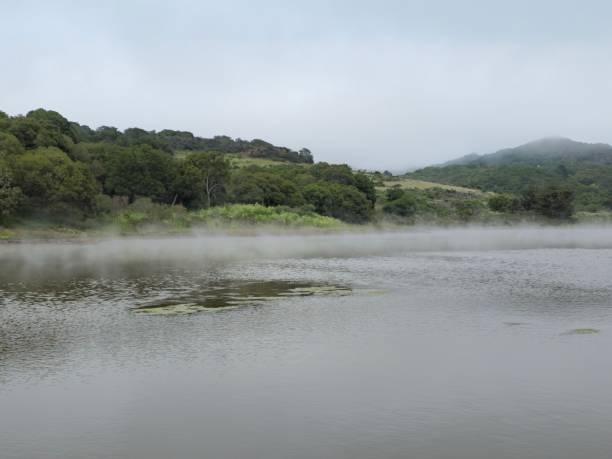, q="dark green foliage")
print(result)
[298,148,313,163]
[104,145,176,203]
[354,173,377,207]
[10,147,99,219]
[303,182,372,223]
[411,137,612,213]
[328,185,372,223]
[70,142,123,183]
[174,152,231,208]
[8,114,74,152]
[93,126,121,143]
[381,186,497,223]
[311,162,355,185]
[521,184,575,219]
[27,108,74,141]
[229,169,303,207]
[0,107,376,224]
[382,187,417,218]
[383,194,418,217]
[309,163,377,208]
[488,194,522,213]
[0,163,24,222]
[0,132,25,156]
[452,199,484,221]
[118,127,172,152]
[385,186,405,202]
[408,164,560,193]
[1,109,314,164]
[408,163,610,213]
[8,117,41,149]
